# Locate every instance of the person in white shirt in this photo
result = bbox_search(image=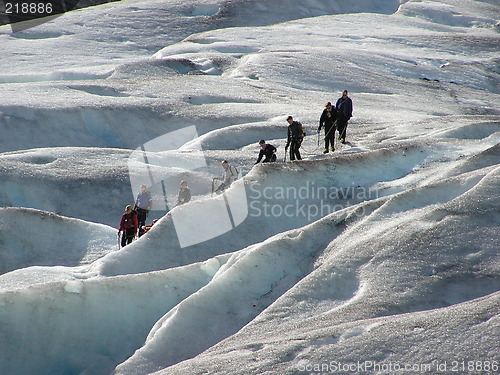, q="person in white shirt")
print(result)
[214,160,238,194]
